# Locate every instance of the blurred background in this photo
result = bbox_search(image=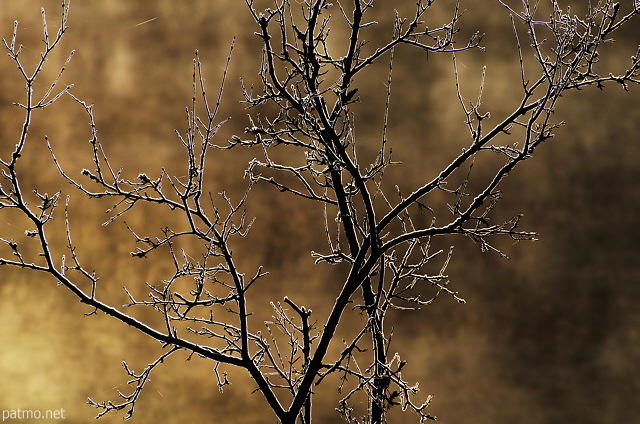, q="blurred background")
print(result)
[1,1,639,423]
